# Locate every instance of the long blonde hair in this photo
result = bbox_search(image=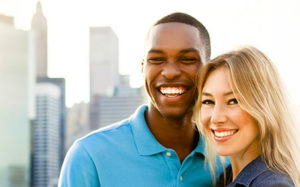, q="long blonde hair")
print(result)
[193,46,300,186]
